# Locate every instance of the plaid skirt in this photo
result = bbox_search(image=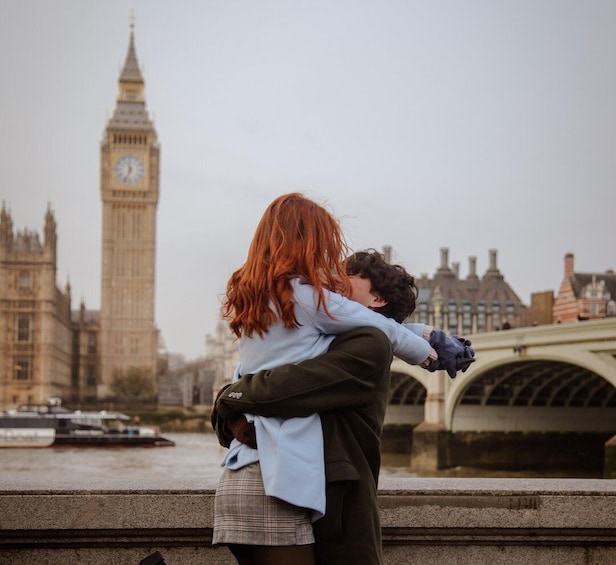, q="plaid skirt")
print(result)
[212,462,314,546]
